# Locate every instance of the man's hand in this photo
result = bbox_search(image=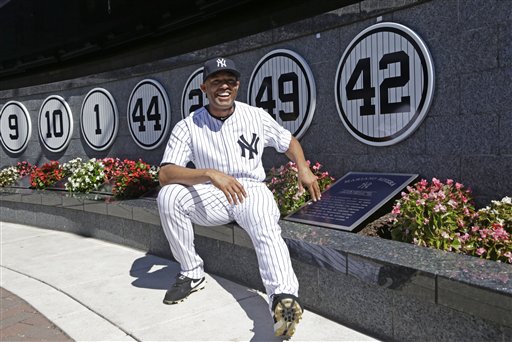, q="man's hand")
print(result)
[207,169,247,205]
[284,136,322,202]
[298,166,321,202]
